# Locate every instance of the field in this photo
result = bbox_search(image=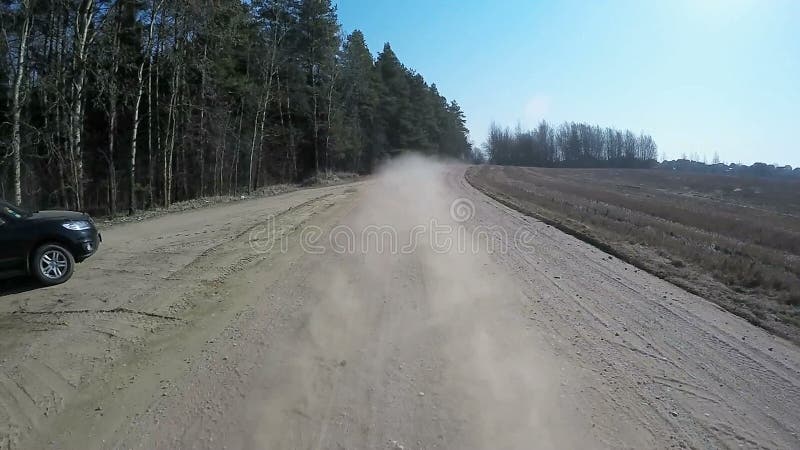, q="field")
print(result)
[467,165,800,341]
